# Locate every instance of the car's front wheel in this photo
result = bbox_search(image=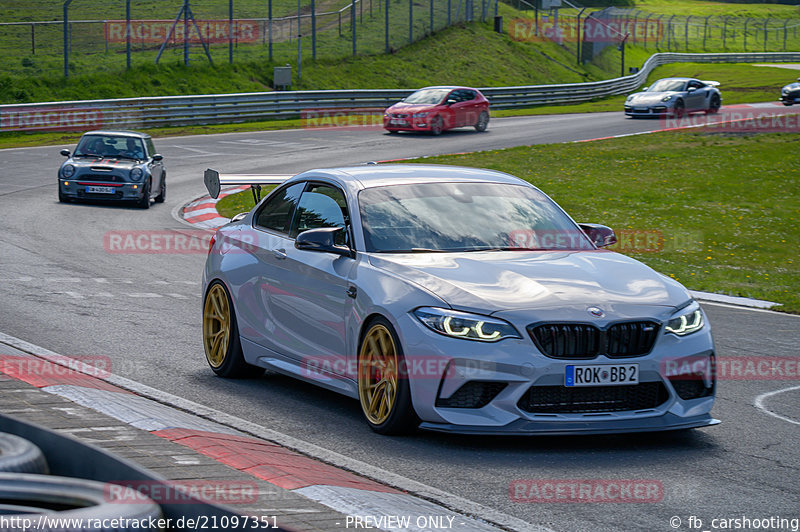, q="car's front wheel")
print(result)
[672,100,685,118]
[154,174,166,203]
[137,179,150,209]
[706,94,721,114]
[474,111,489,132]
[430,116,444,136]
[203,281,260,378]
[357,317,418,435]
